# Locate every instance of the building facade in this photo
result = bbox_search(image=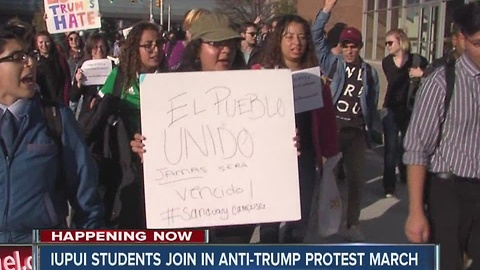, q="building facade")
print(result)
[297,0,475,62]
